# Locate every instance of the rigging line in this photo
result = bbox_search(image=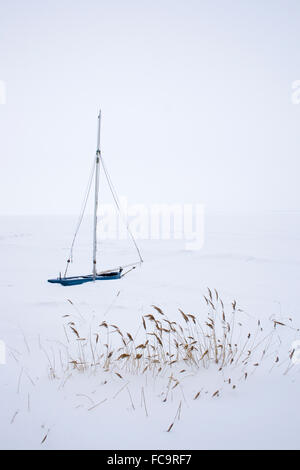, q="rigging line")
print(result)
[64,157,96,277]
[101,157,143,264]
[121,261,142,269]
[121,266,136,278]
[100,157,143,264]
